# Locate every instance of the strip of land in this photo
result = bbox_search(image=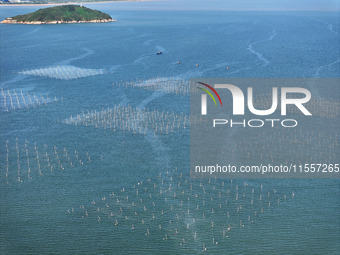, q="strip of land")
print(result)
[0,0,156,7]
[1,18,116,24]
